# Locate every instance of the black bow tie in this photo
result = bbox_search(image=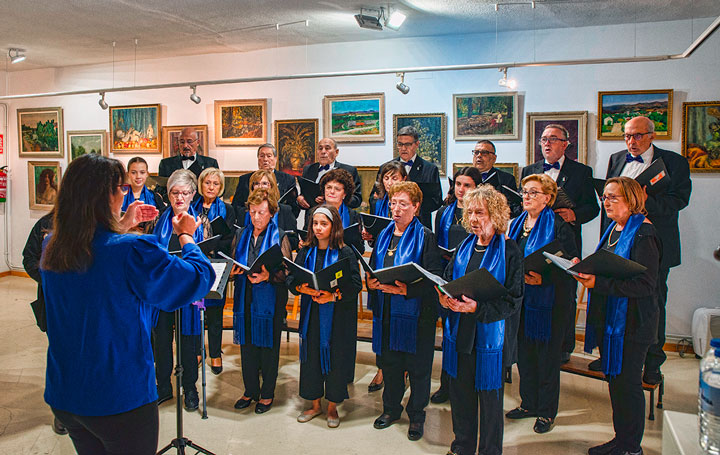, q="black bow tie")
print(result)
[403,159,414,168]
[181,155,196,162]
[318,164,330,172]
[543,161,560,171]
[625,153,644,164]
